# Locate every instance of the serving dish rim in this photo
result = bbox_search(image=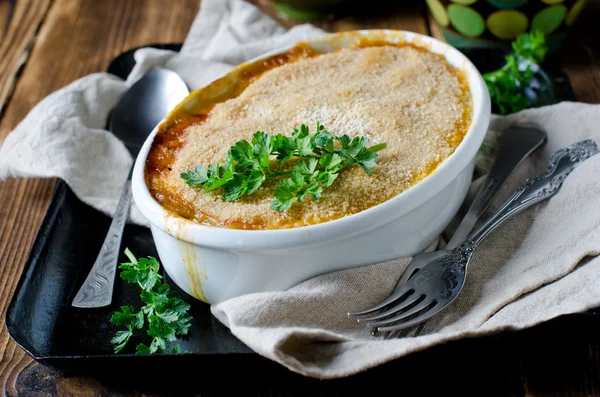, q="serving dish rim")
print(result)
[131,29,491,249]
